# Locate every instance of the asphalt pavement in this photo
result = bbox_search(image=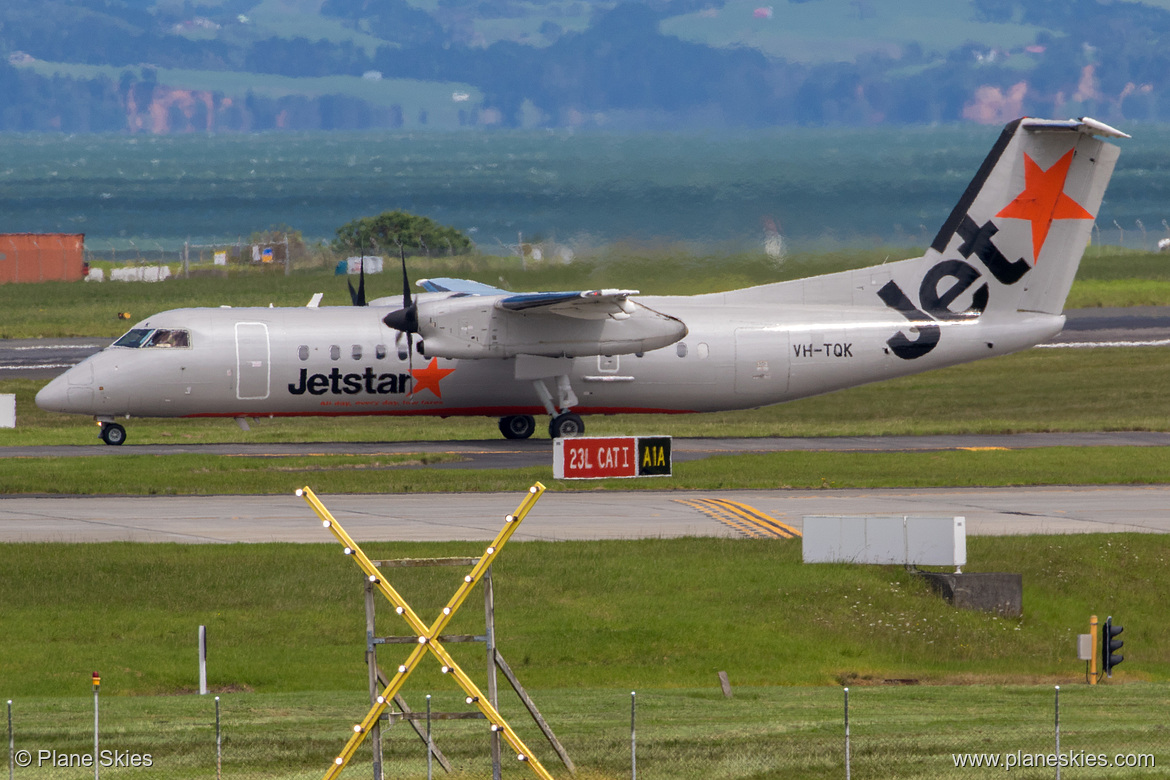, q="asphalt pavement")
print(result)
[2,485,1168,543]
